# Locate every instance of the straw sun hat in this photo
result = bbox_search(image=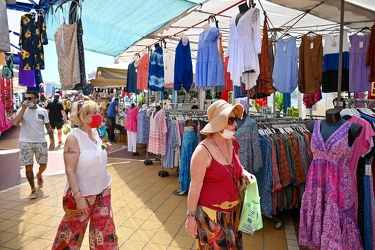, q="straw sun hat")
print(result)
[200,100,244,135]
